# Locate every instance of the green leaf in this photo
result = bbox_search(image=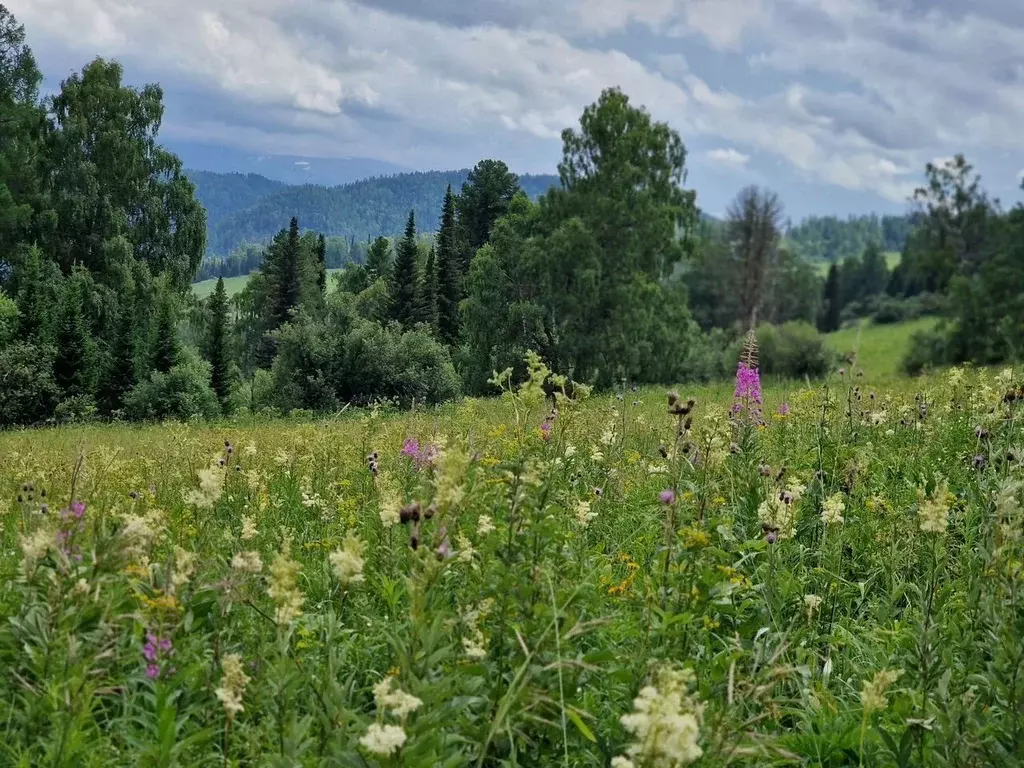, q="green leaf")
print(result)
[566,709,596,743]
